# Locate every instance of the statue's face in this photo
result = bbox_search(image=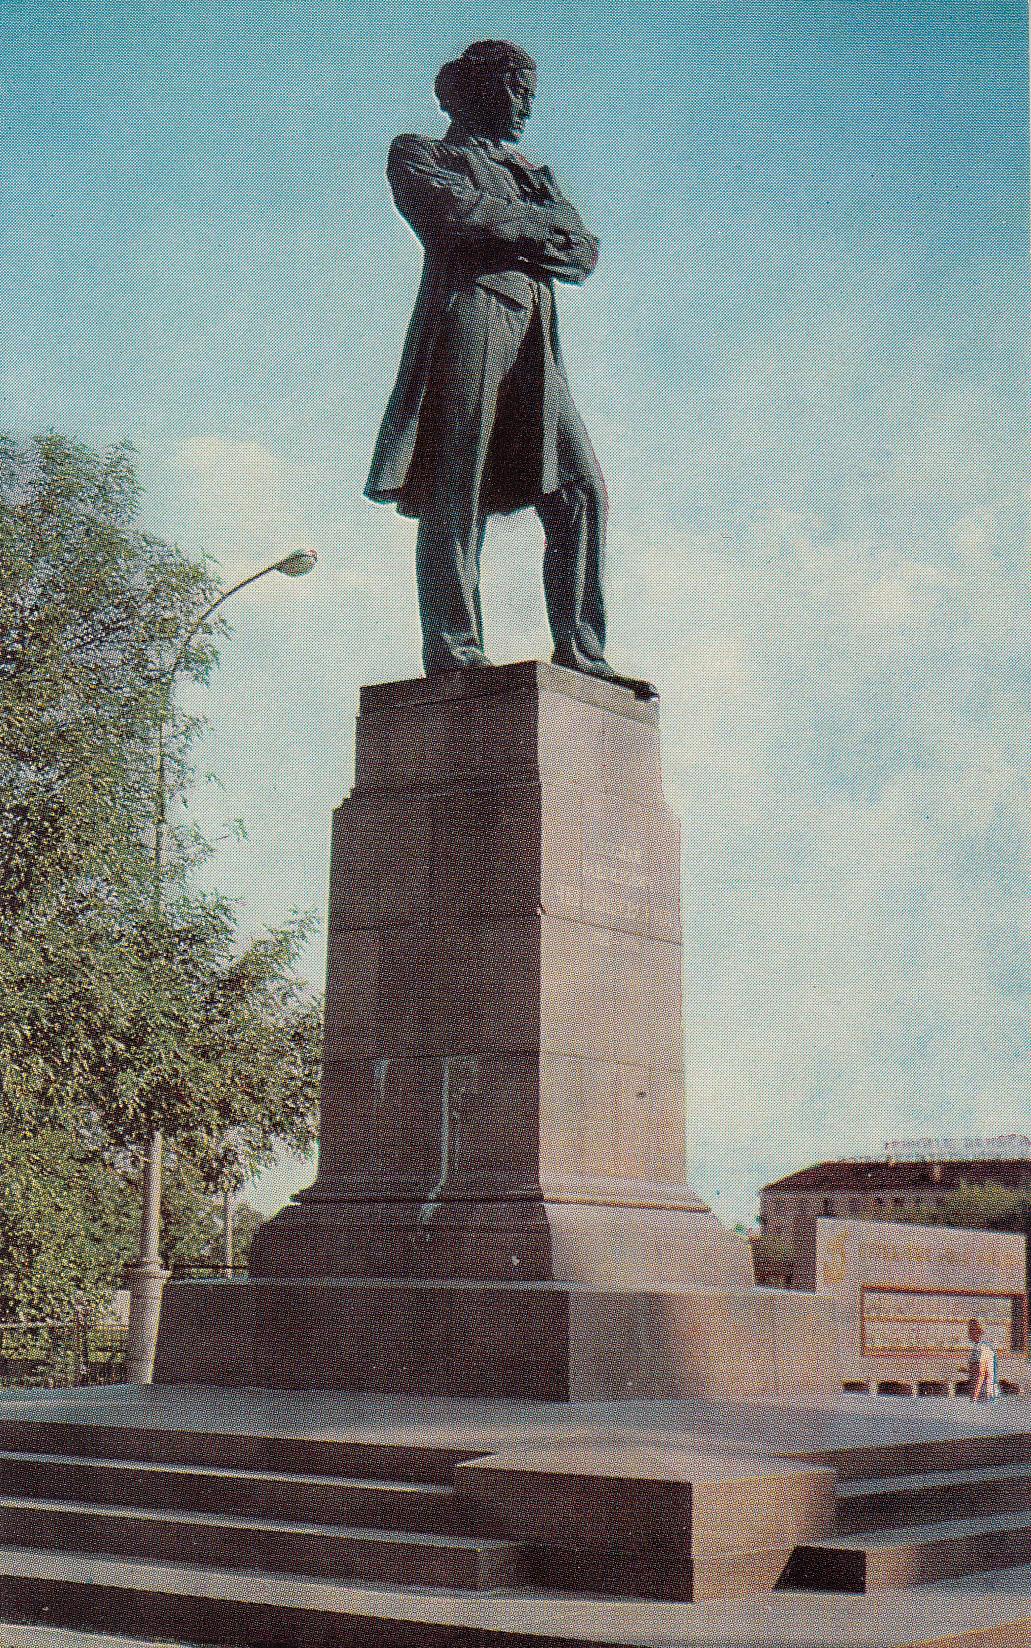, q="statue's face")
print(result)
[480,65,536,143]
